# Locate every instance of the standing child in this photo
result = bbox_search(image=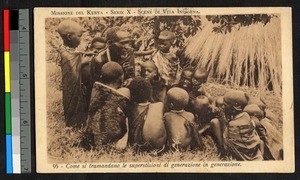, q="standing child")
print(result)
[57,20,91,128]
[152,30,182,88]
[128,77,166,153]
[164,87,203,151]
[140,60,166,103]
[222,90,263,161]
